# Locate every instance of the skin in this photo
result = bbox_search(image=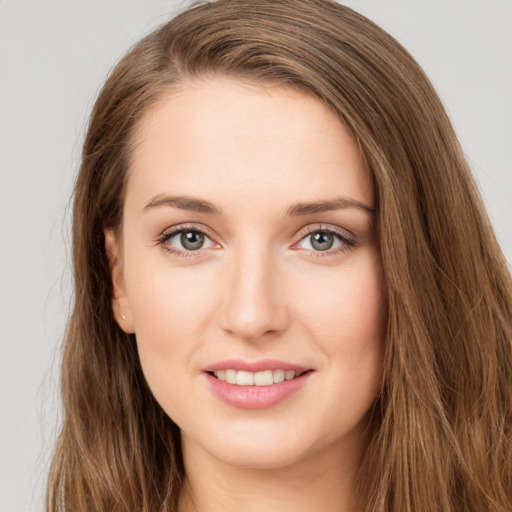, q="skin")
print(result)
[106,78,386,512]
